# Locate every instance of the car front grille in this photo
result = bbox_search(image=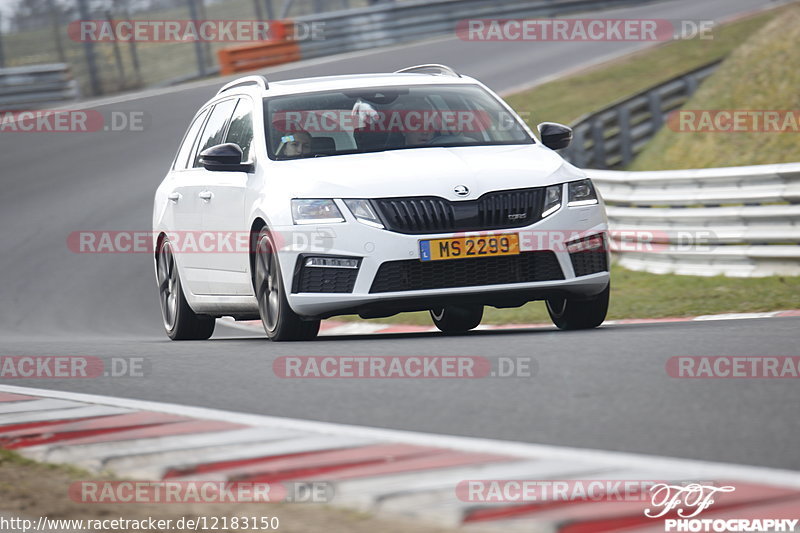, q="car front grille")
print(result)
[372,187,545,234]
[570,251,608,277]
[369,251,563,293]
